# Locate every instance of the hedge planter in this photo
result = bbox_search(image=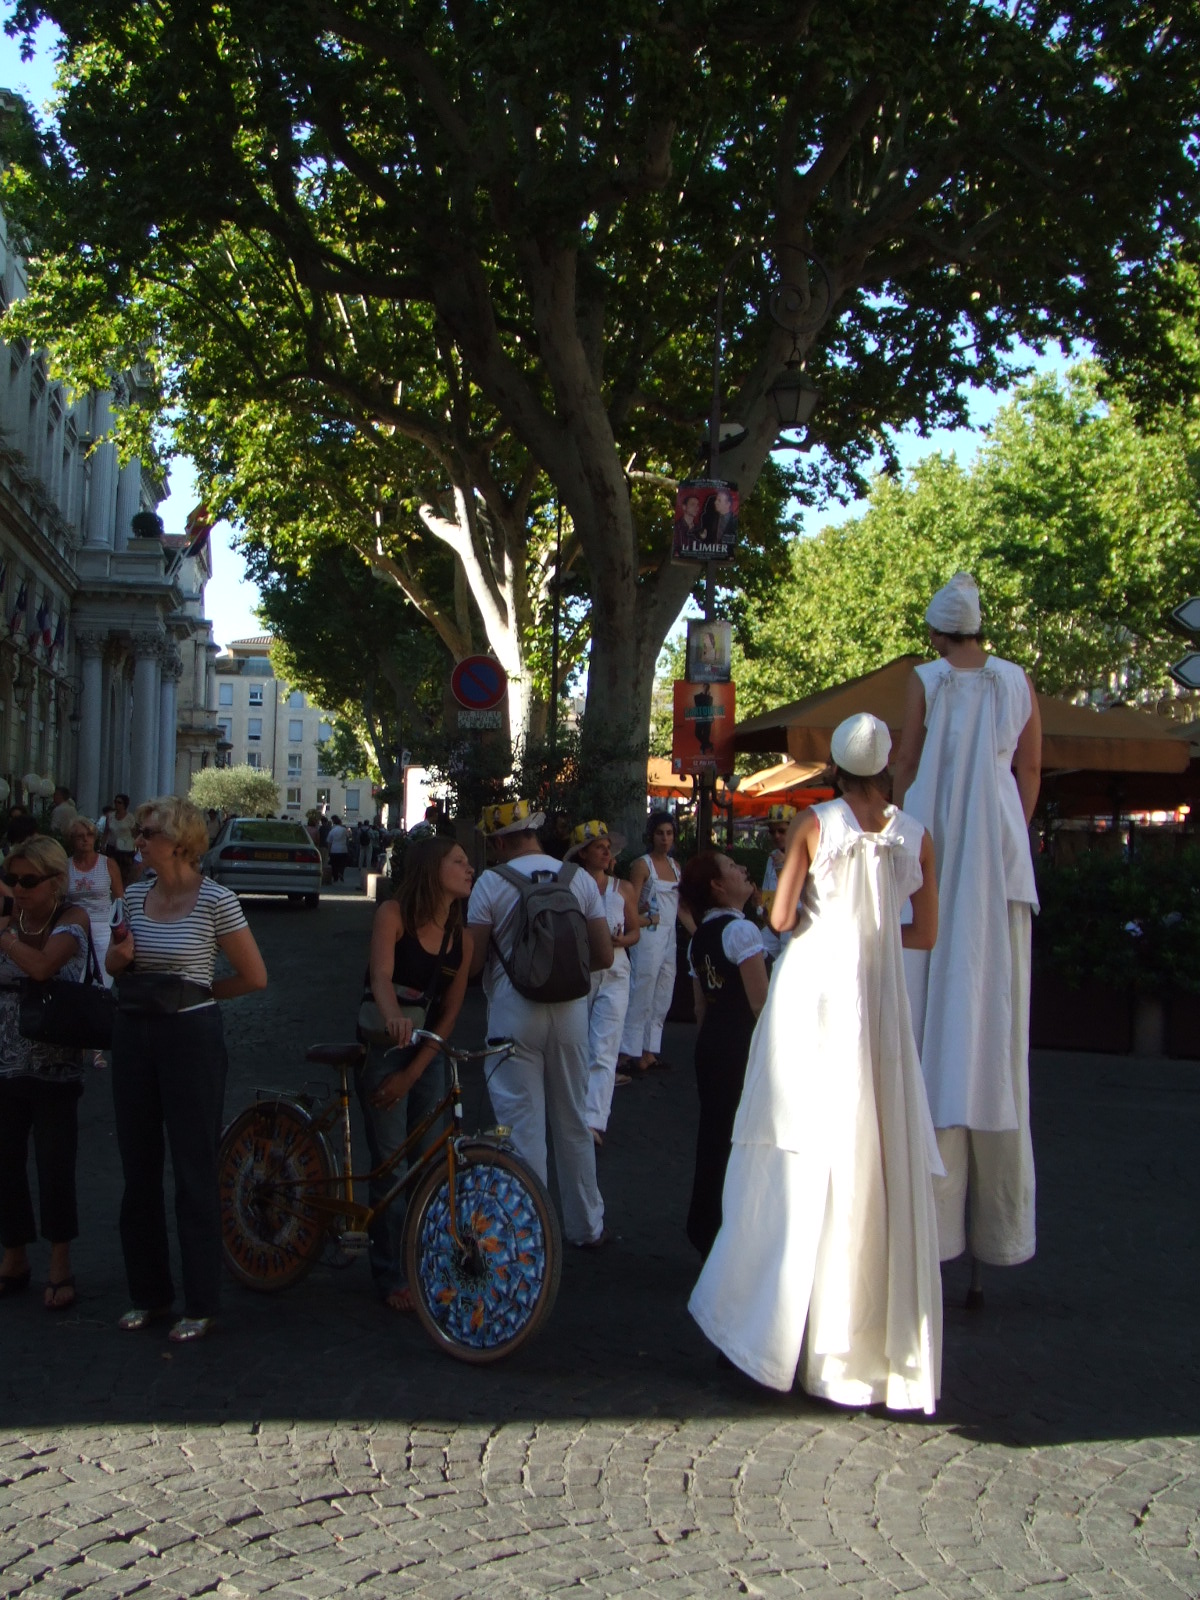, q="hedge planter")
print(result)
[1029,972,1133,1054]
